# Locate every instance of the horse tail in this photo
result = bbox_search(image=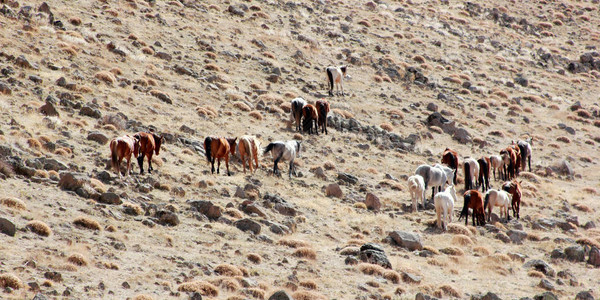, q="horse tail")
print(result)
[464,162,471,190]
[264,142,275,155]
[460,192,471,220]
[204,137,212,162]
[243,139,252,160]
[326,68,333,91]
[484,192,490,210]
[518,144,526,168]
[110,139,118,170]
